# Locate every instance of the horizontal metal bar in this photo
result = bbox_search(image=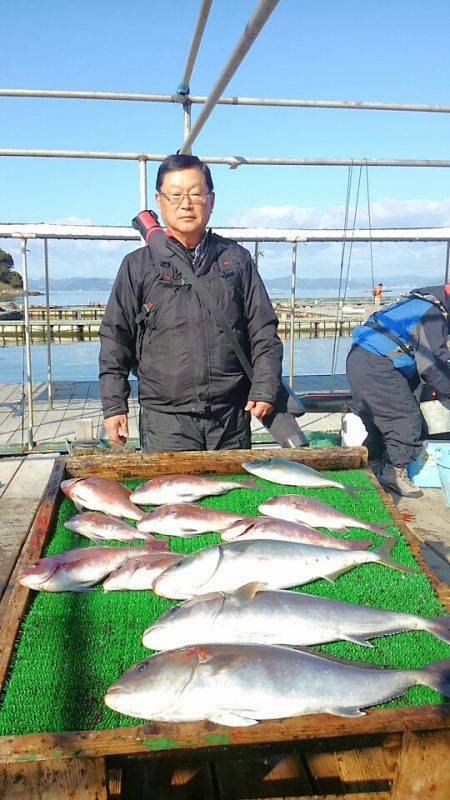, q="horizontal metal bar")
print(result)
[3,88,450,114]
[2,148,450,168]
[1,223,450,242]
